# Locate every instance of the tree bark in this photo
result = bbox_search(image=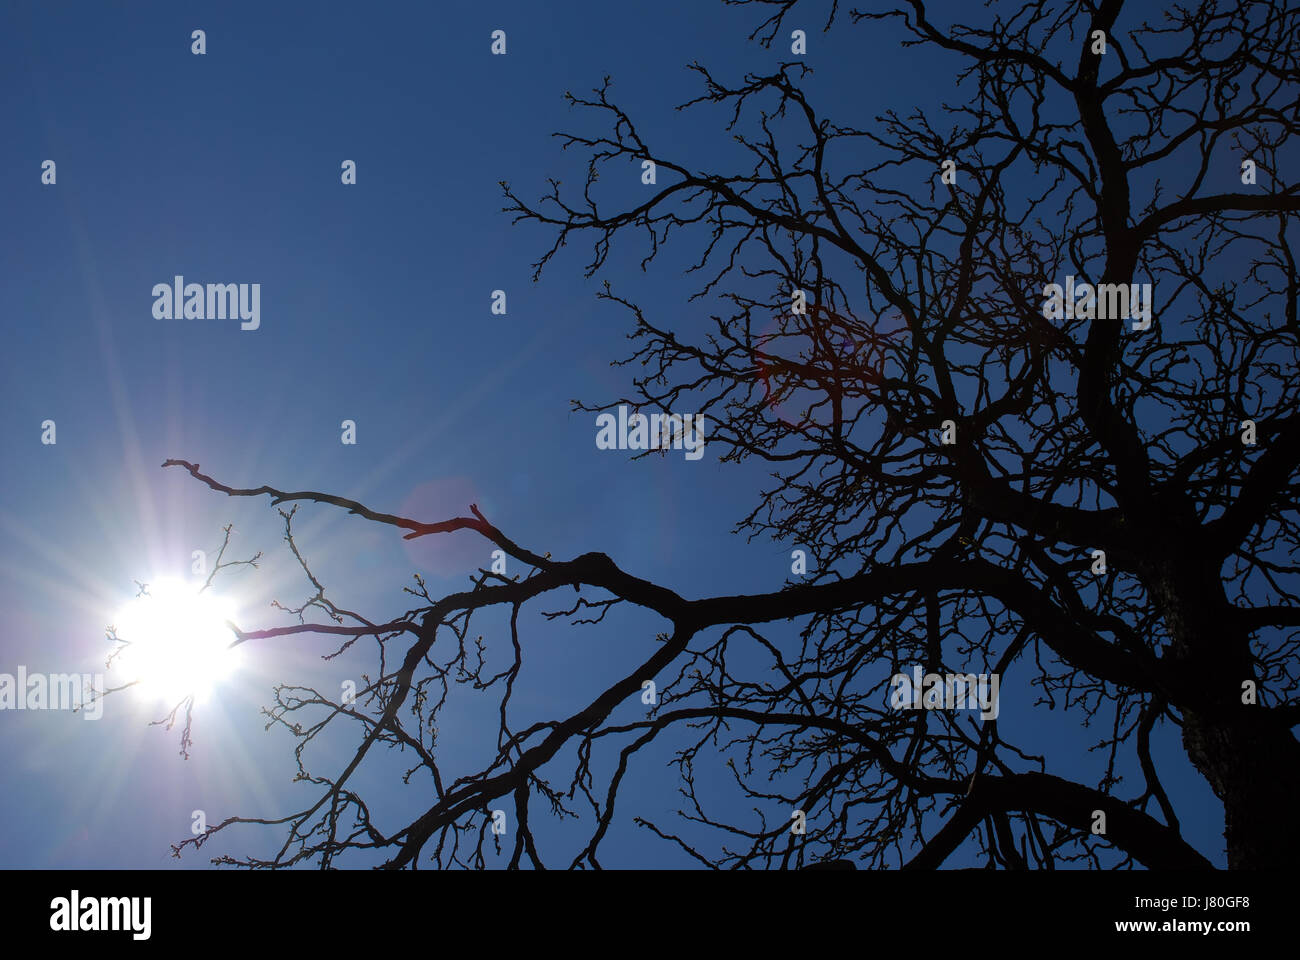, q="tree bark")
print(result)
[1155,551,1300,868]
